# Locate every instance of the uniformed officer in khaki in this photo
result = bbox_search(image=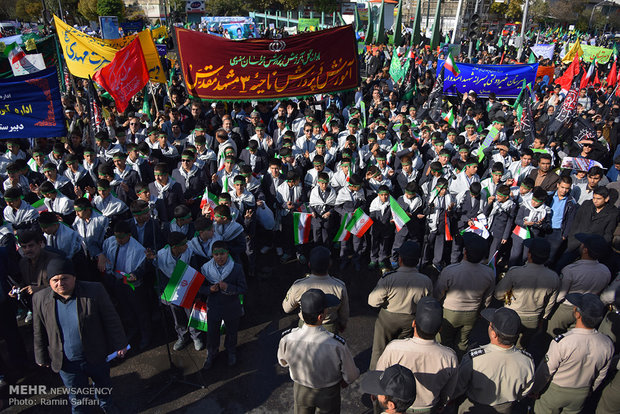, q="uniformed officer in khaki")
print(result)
[278,289,360,414]
[368,240,433,370]
[359,364,417,414]
[532,293,614,414]
[596,358,620,414]
[283,246,349,333]
[434,233,495,354]
[494,238,560,349]
[453,307,535,414]
[547,234,612,338]
[376,296,458,413]
[599,282,620,345]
